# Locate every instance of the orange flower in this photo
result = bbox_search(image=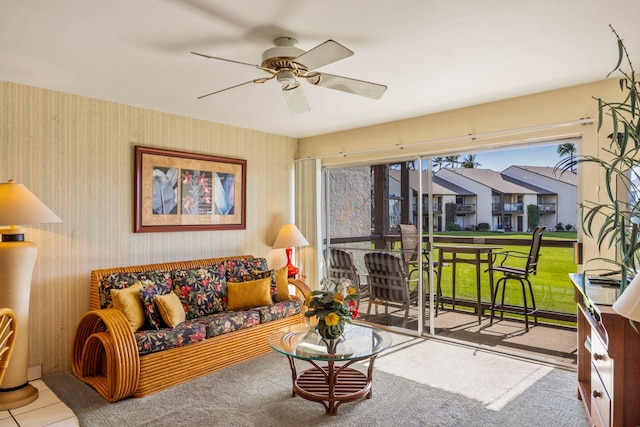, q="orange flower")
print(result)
[346,286,357,296]
[333,293,345,304]
[325,312,340,326]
